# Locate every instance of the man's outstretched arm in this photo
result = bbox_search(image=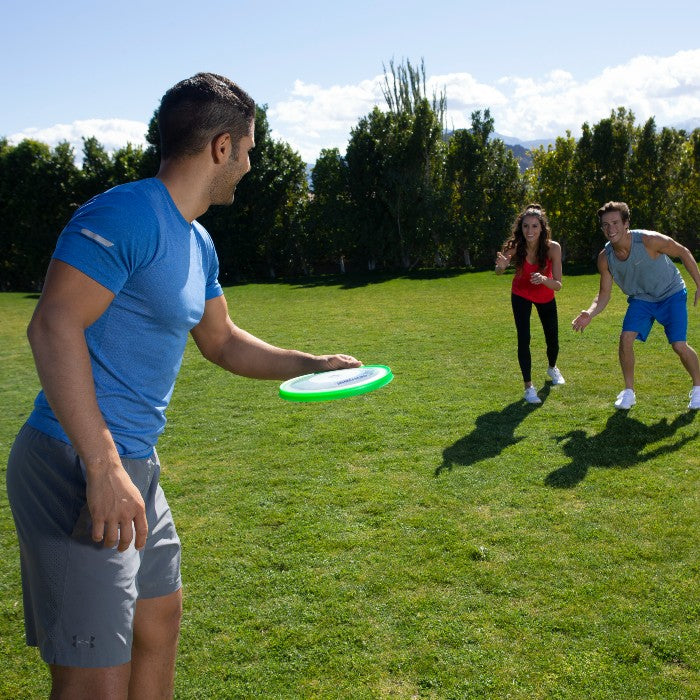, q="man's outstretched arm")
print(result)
[572,251,614,332]
[191,293,361,379]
